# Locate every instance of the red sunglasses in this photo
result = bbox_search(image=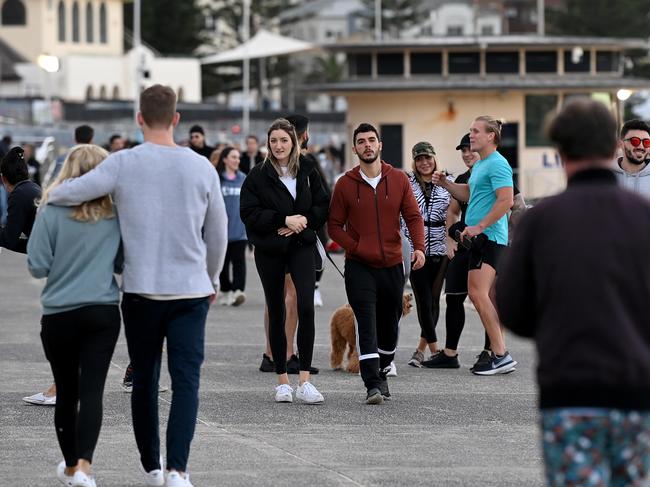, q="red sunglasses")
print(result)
[624,137,650,148]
